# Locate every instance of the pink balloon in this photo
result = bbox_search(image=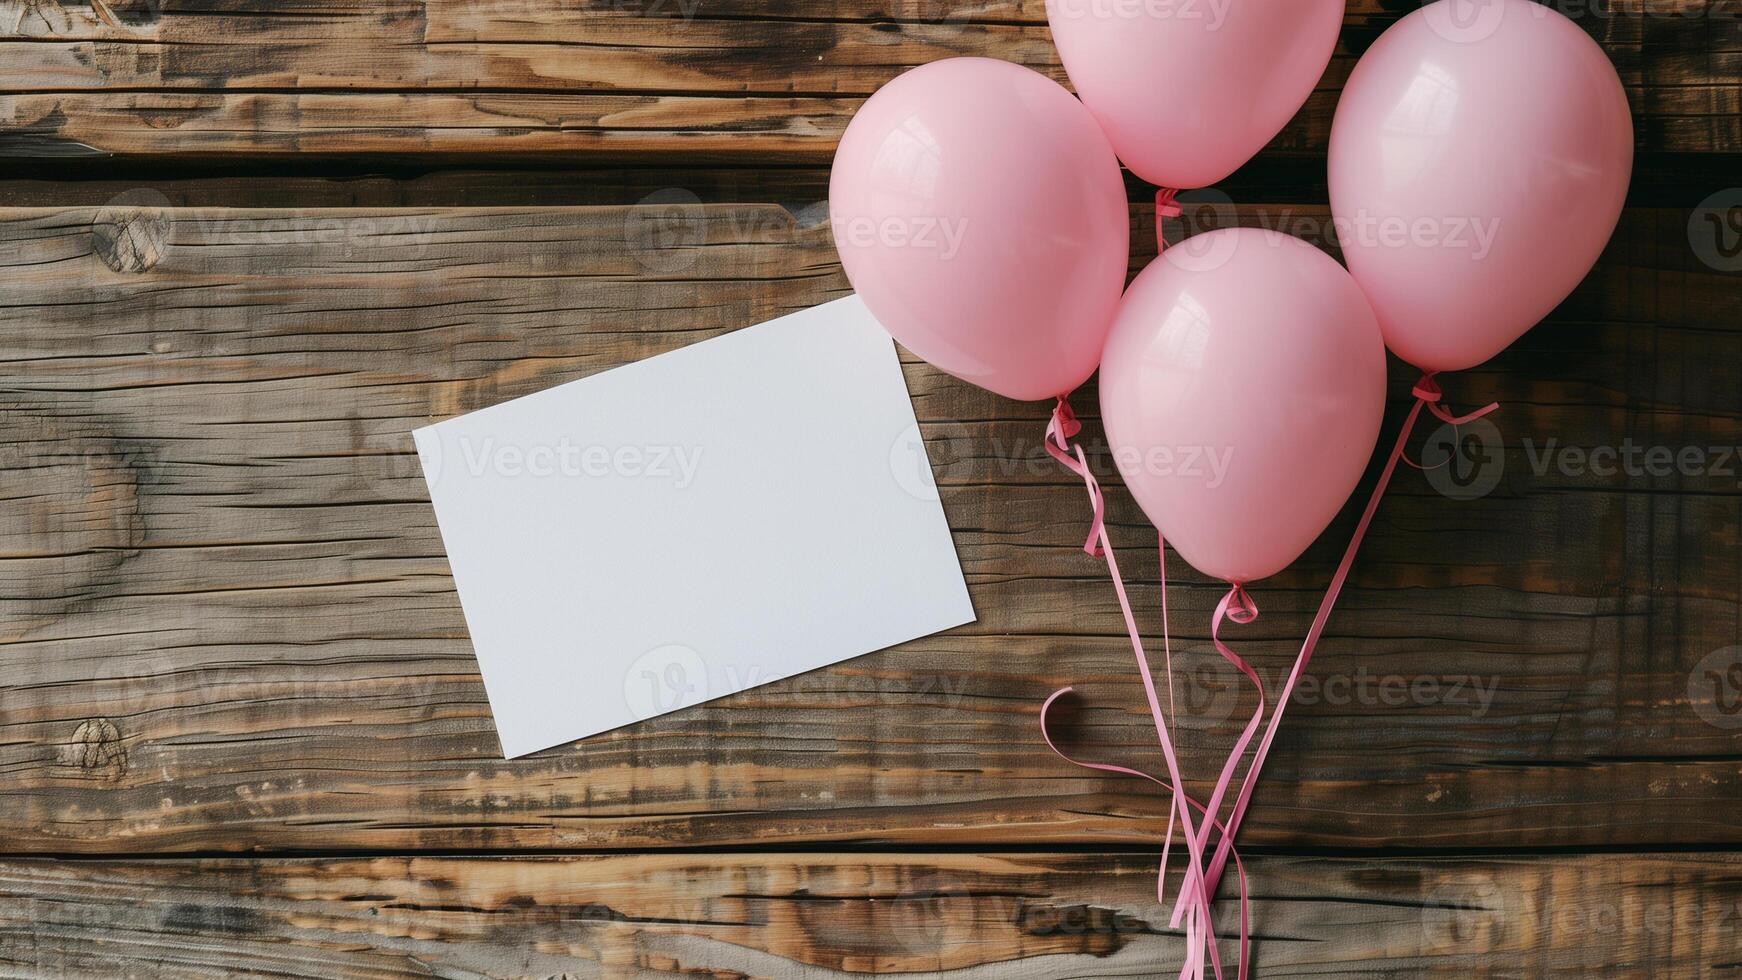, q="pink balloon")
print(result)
[1100,229,1386,584]
[1046,0,1344,189]
[1328,0,1633,373]
[829,58,1129,402]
